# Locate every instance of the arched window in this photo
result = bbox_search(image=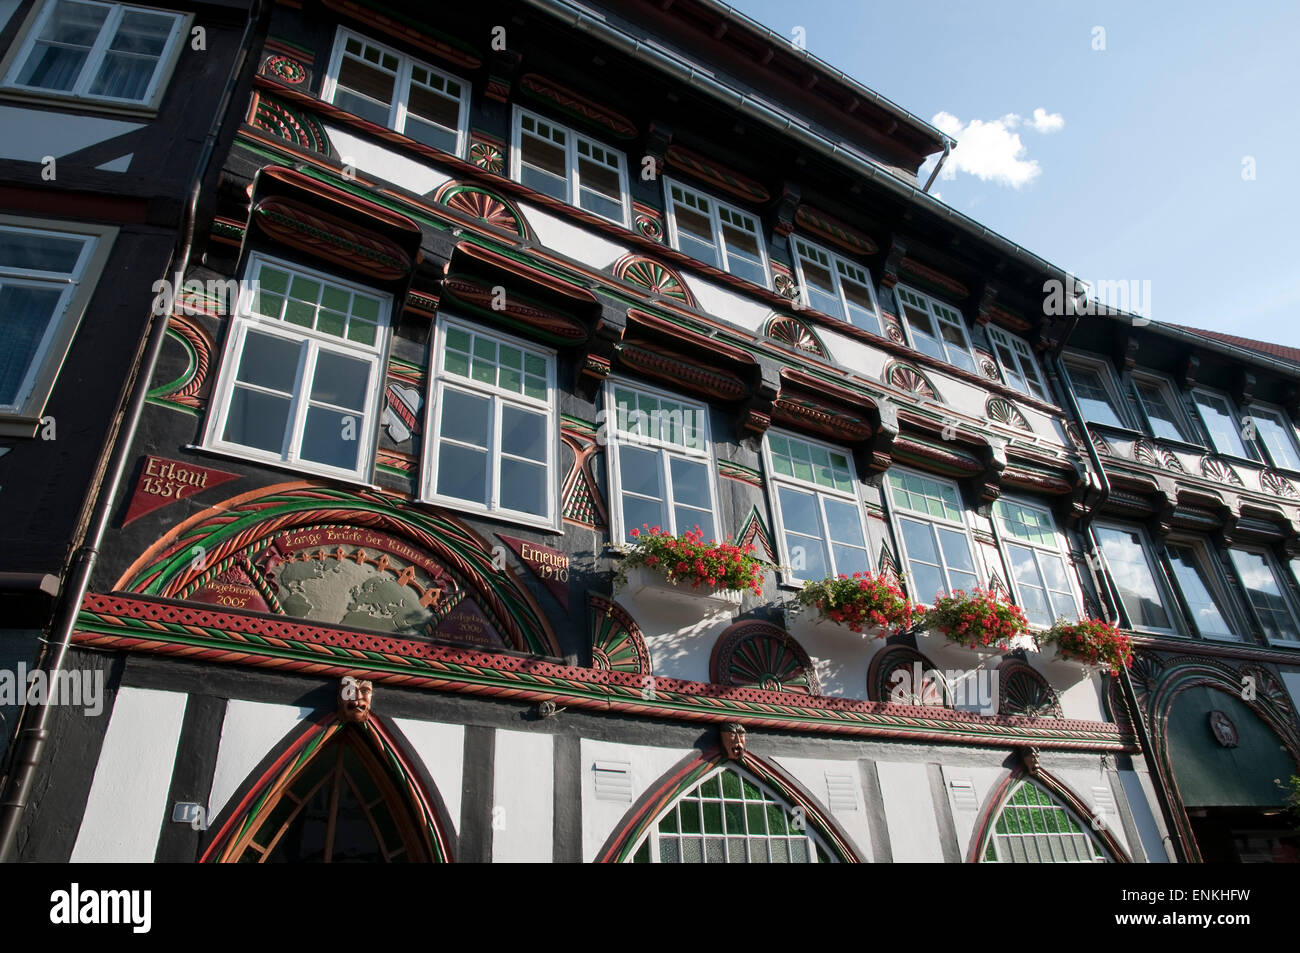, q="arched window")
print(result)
[220,728,434,863]
[627,765,837,863]
[980,780,1111,863]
